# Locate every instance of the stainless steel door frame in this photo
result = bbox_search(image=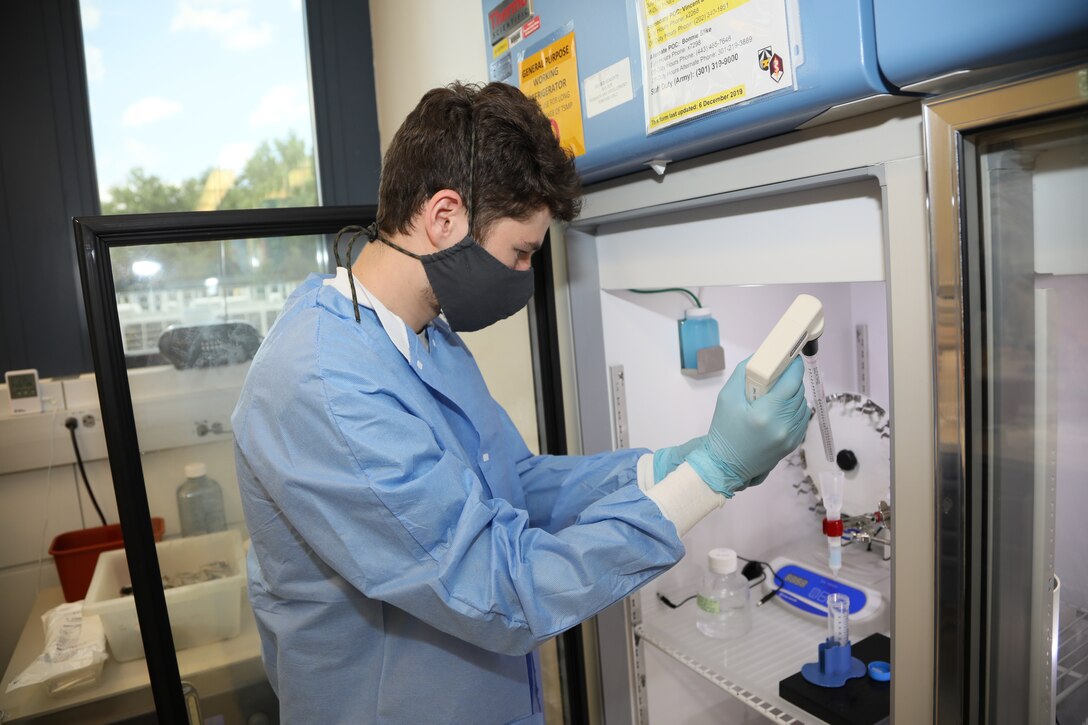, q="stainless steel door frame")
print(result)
[924,64,1088,725]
